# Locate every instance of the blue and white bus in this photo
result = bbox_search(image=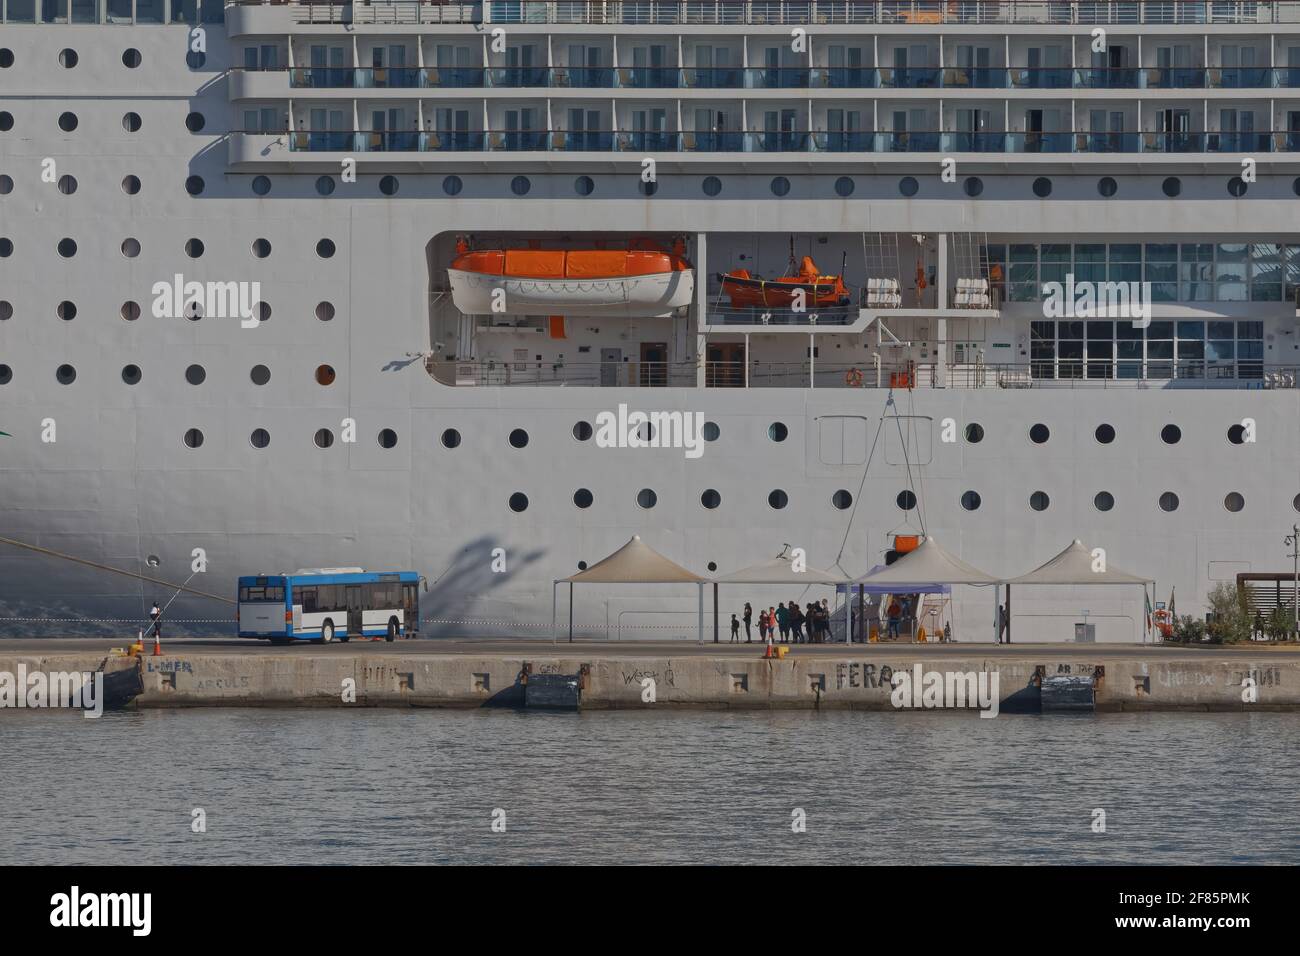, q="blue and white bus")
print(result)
[237,569,421,644]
